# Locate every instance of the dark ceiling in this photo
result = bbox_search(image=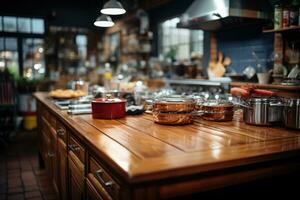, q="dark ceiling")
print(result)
[0,0,140,30]
[0,0,195,34]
